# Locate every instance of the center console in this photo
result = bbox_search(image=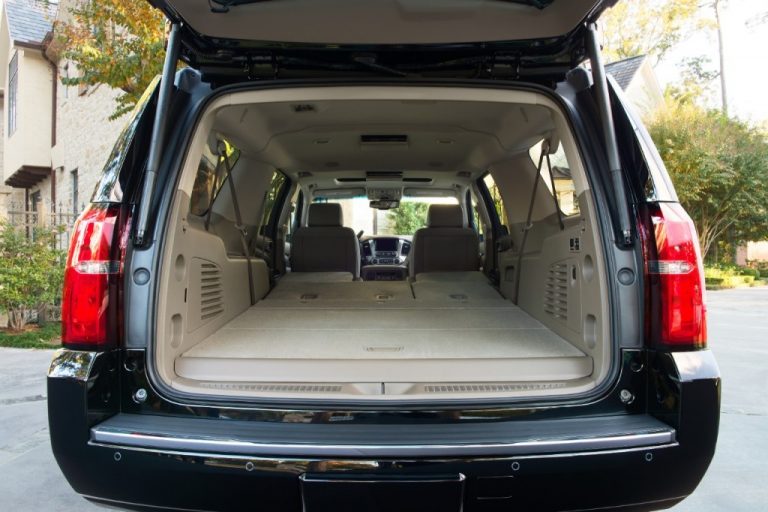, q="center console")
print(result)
[360,265,408,281]
[361,237,411,280]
